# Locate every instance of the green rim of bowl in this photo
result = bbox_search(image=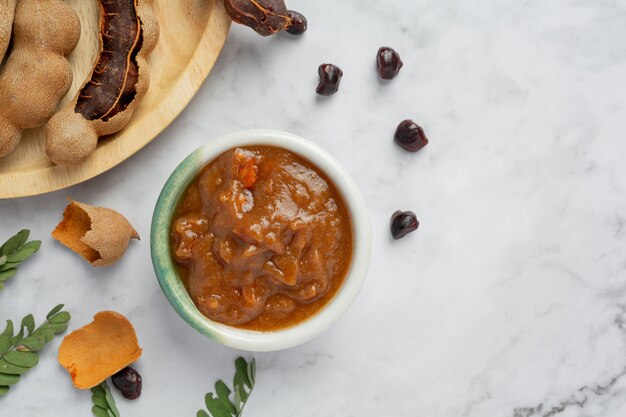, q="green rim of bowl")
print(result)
[150,147,222,341]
